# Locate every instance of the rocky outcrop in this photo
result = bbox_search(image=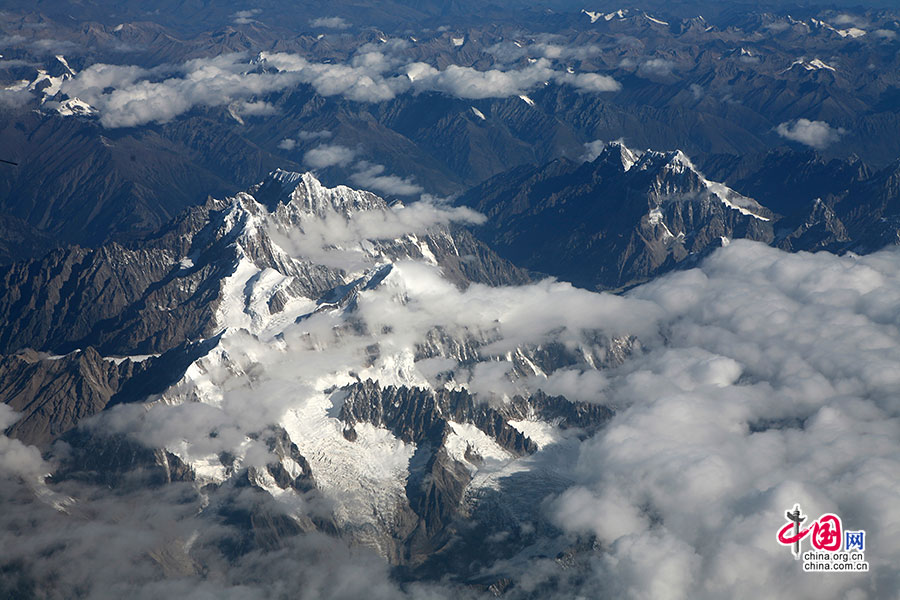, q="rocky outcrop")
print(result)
[339,380,536,456]
[0,347,152,446]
